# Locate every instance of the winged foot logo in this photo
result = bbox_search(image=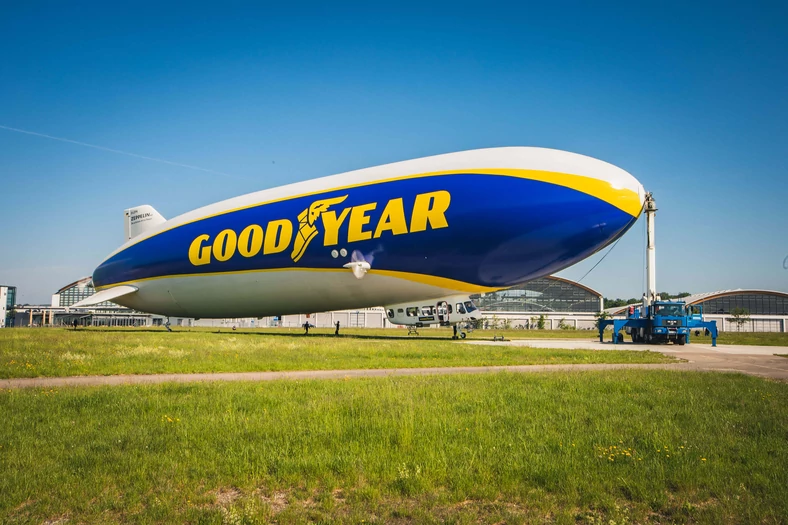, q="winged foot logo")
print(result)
[291,195,349,263]
[187,190,451,267]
